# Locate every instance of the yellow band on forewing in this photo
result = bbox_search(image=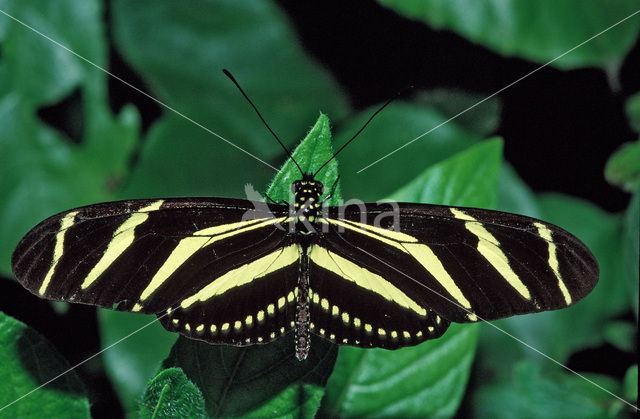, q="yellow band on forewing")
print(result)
[534,222,572,305]
[328,219,406,252]
[330,218,475,315]
[403,243,473,311]
[81,200,164,289]
[193,217,274,236]
[139,217,286,302]
[309,245,427,316]
[39,211,79,295]
[340,219,419,242]
[451,208,531,300]
[180,244,300,308]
